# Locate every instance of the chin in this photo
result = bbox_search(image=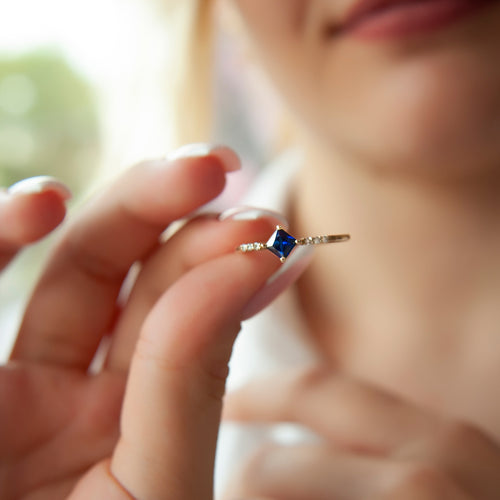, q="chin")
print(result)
[353,123,500,182]
[344,106,500,181]
[321,54,500,181]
